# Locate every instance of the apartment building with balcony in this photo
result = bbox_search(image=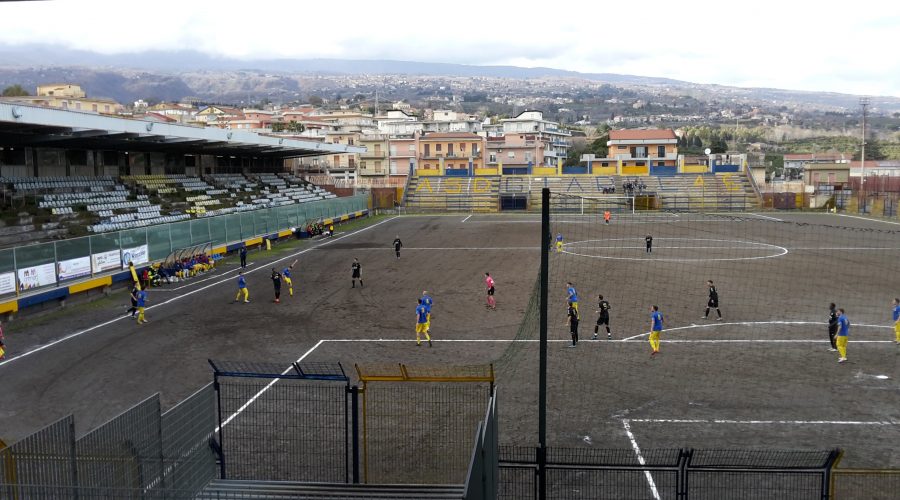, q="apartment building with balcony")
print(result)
[388,136,417,176]
[498,111,570,167]
[416,132,485,176]
[486,134,545,175]
[359,135,389,177]
[1,83,123,114]
[582,129,679,176]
